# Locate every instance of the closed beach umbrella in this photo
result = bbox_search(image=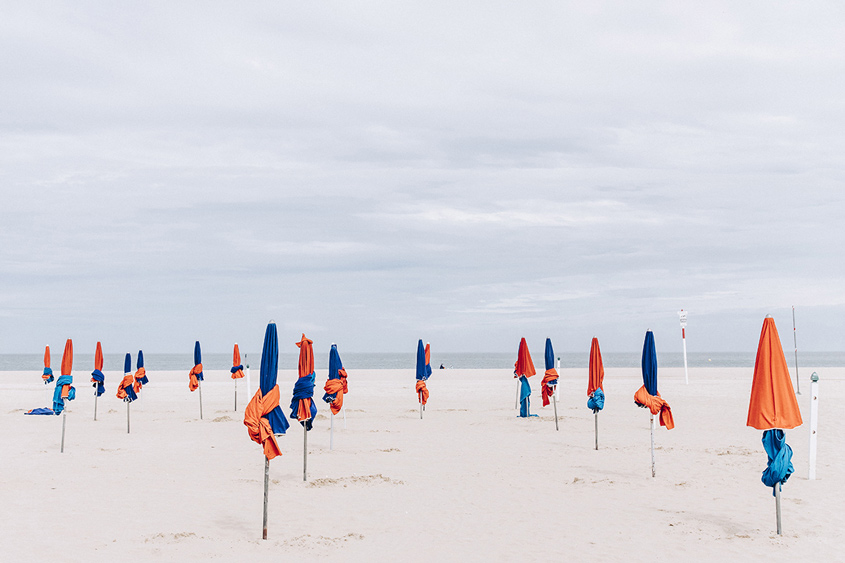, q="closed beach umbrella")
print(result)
[56,339,76,452]
[134,350,149,394]
[231,343,245,411]
[514,337,537,418]
[415,339,430,419]
[323,344,348,450]
[91,341,105,421]
[424,342,432,379]
[243,321,288,540]
[291,334,317,481]
[42,345,54,384]
[189,341,204,419]
[747,316,803,535]
[587,337,605,449]
[541,338,560,430]
[633,331,674,477]
[117,353,136,433]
